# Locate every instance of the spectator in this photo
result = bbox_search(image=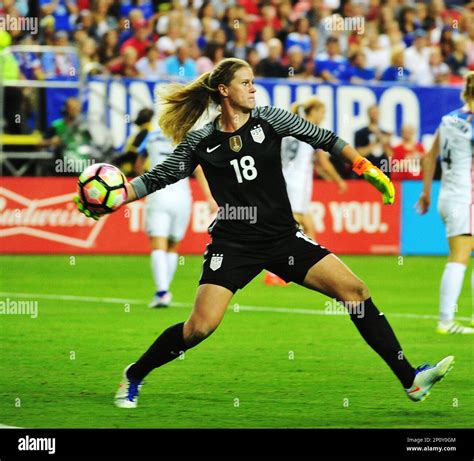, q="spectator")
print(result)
[429,47,450,84]
[40,0,78,32]
[255,25,275,60]
[91,0,118,39]
[165,42,198,78]
[246,47,261,76]
[119,9,145,46]
[221,5,247,42]
[354,105,392,176]
[363,29,391,78]
[136,45,164,80]
[404,29,432,85]
[439,26,455,59]
[197,41,225,74]
[342,51,376,83]
[379,20,406,52]
[156,22,184,57]
[75,9,94,37]
[198,2,221,33]
[120,19,151,60]
[399,6,421,48]
[390,125,424,181]
[79,37,100,74]
[248,3,282,43]
[466,22,474,70]
[256,37,288,78]
[315,36,348,83]
[108,46,141,77]
[286,45,307,79]
[39,15,57,46]
[40,97,93,173]
[225,22,250,61]
[445,36,468,78]
[98,29,120,67]
[380,47,411,82]
[285,17,312,57]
